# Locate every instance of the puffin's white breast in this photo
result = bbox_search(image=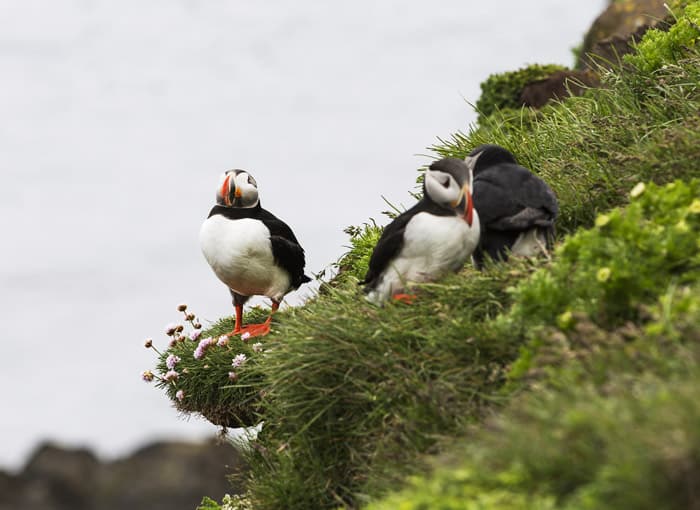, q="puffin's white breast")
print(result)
[368,211,480,303]
[199,215,291,300]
